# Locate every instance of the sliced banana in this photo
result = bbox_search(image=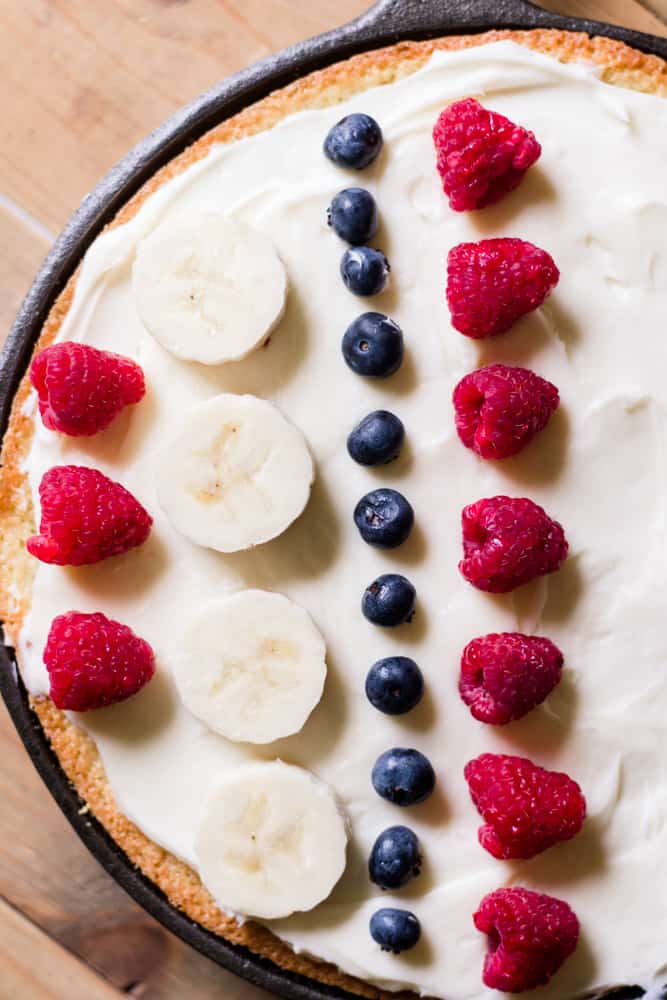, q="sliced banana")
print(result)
[155,393,313,552]
[174,589,327,743]
[132,213,287,365]
[195,761,347,919]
